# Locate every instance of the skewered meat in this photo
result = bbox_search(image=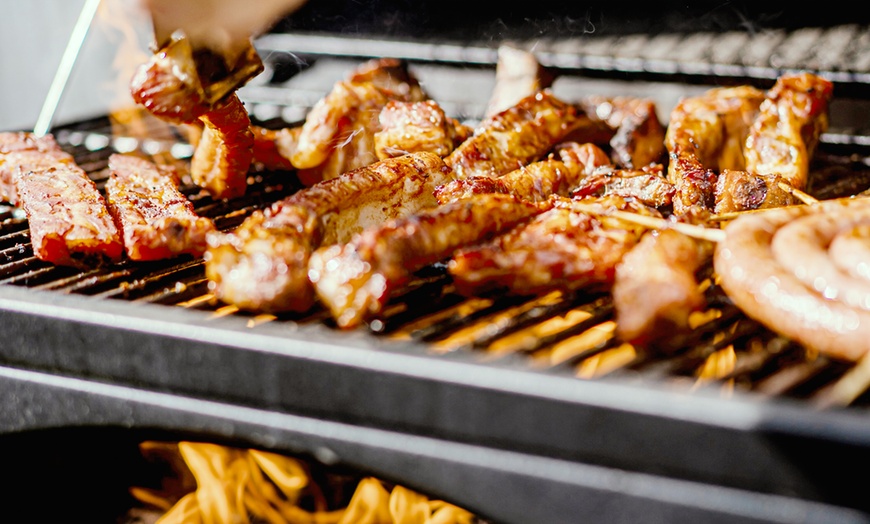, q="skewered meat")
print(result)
[189,93,255,199]
[829,223,870,282]
[15,162,123,268]
[448,195,660,297]
[713,169,796,214]
[576,96,667,169]
[374,100,471,160]
[665,85,765,214]
[714,197,870,362]
[571,163,675,209]
[612,226,713,348]
[205,151,454,313]
[0,132,75,205]
[744,72,833,192]
[105,154,216,261]
[434,142,612,205]
[483,45,555,118]
[310,194,547,329]
[290,58,428,179]
[444,90,583,179]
